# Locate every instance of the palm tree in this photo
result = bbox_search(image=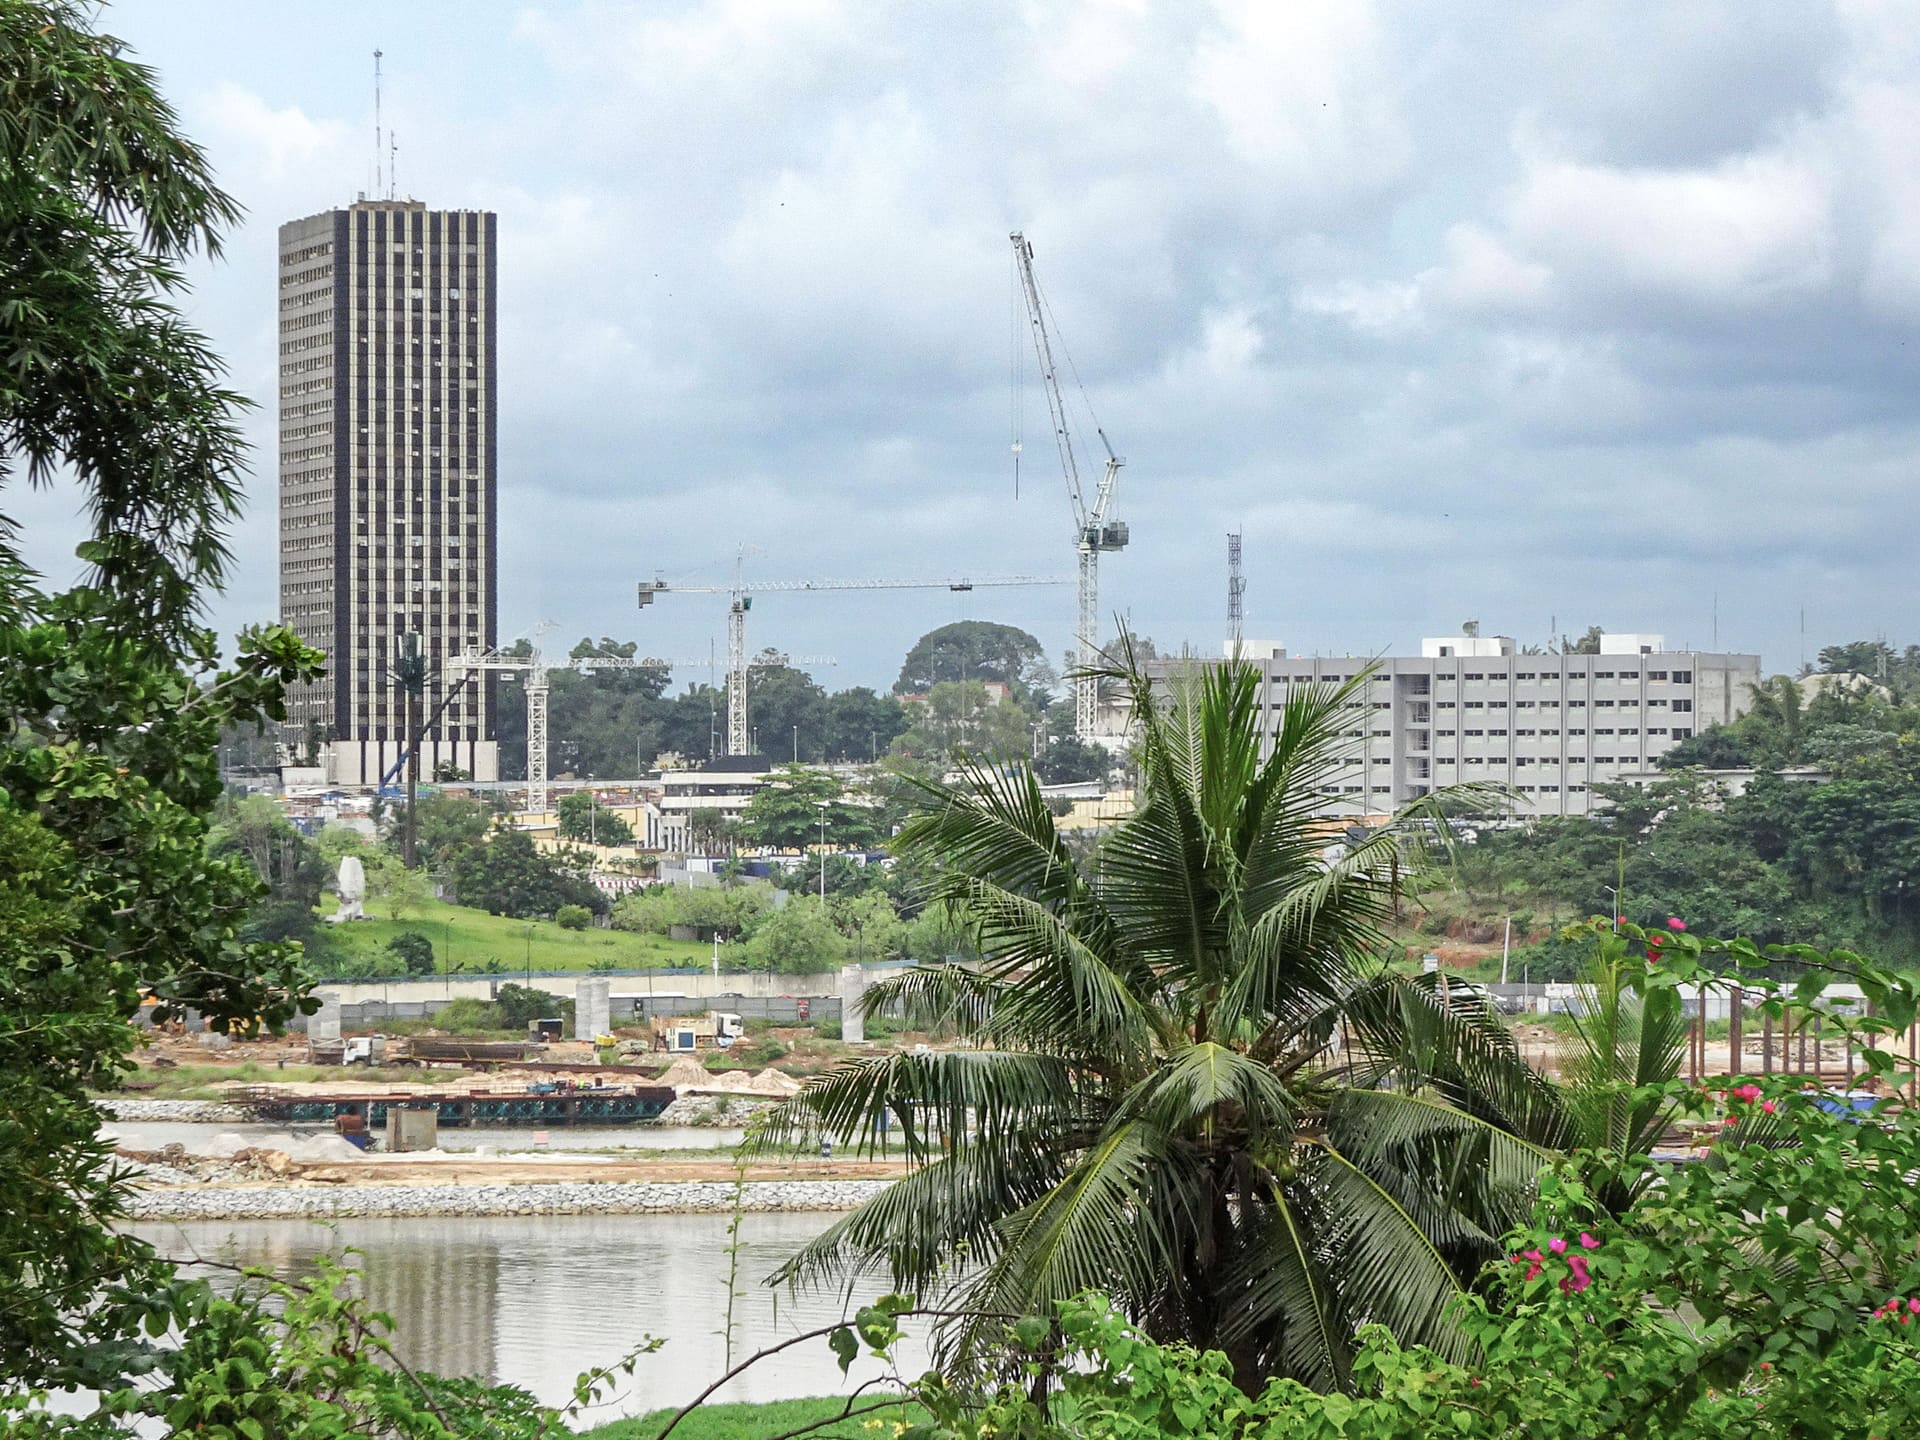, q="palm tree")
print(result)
[761,646,1562,1391]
